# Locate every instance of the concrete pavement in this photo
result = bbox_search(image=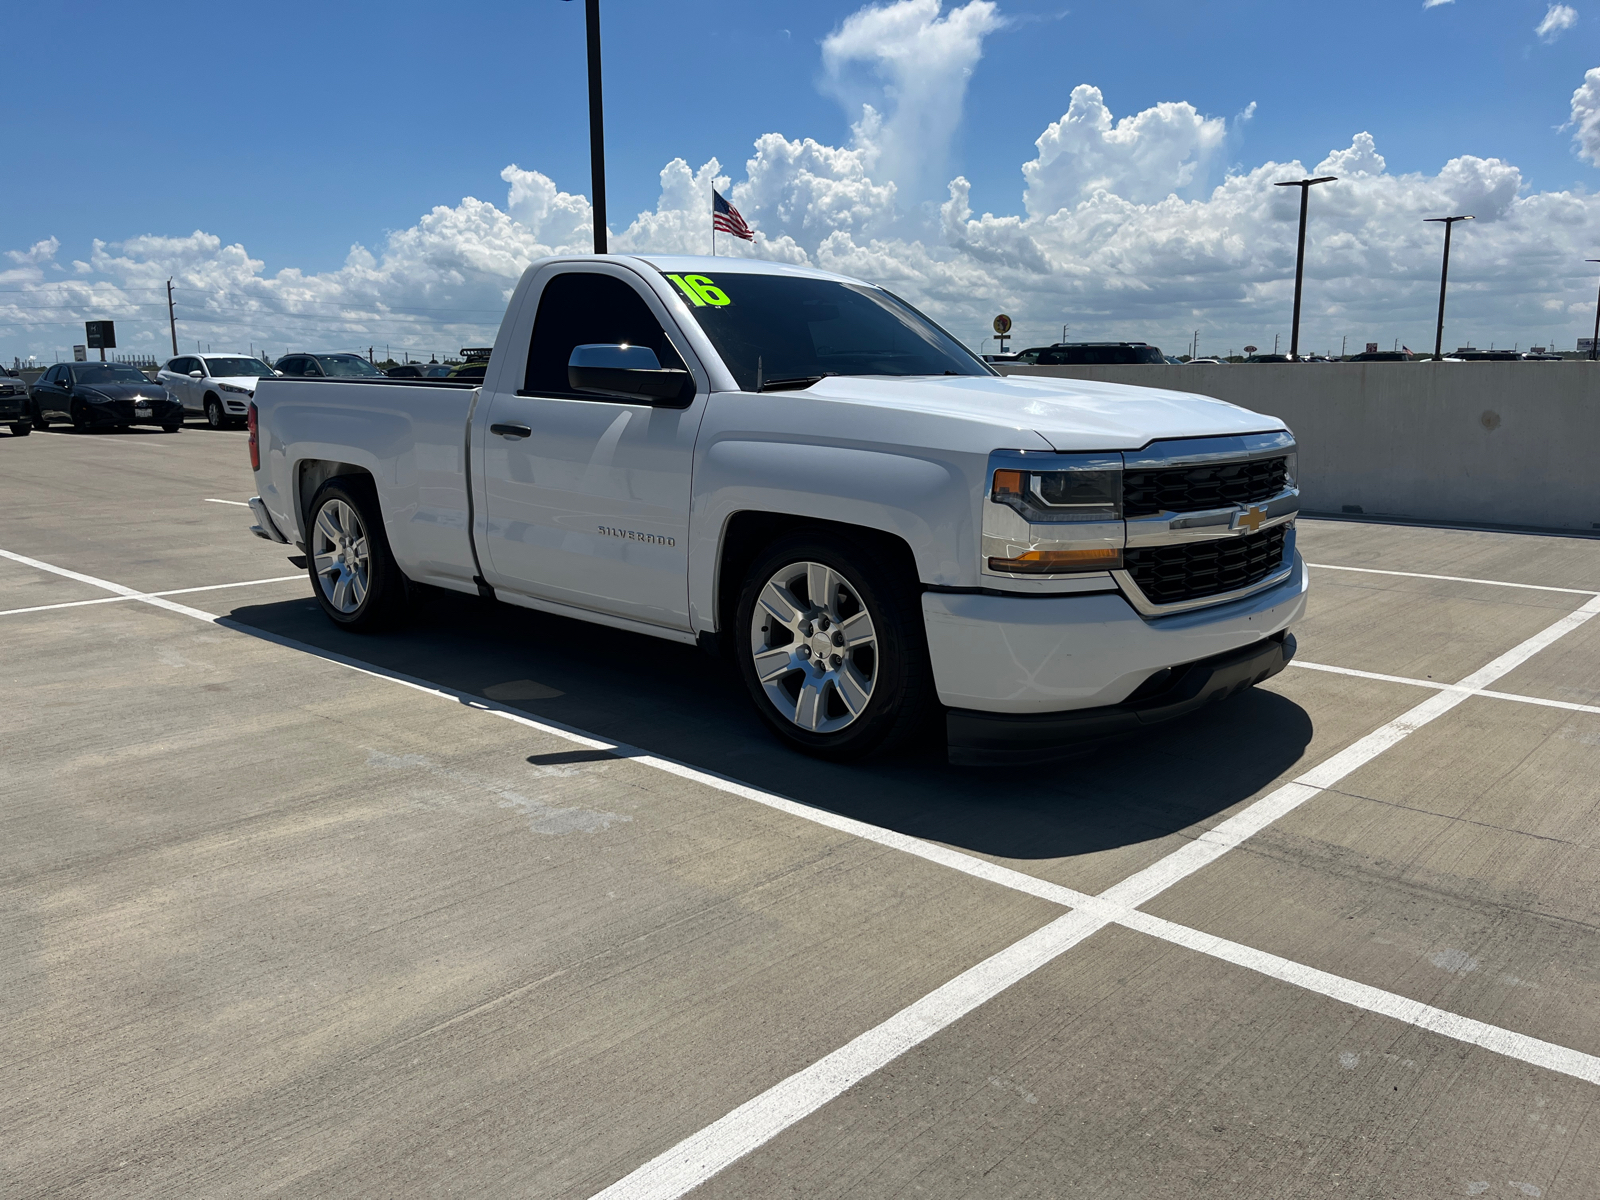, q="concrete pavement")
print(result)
[2,425,1597,1198]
